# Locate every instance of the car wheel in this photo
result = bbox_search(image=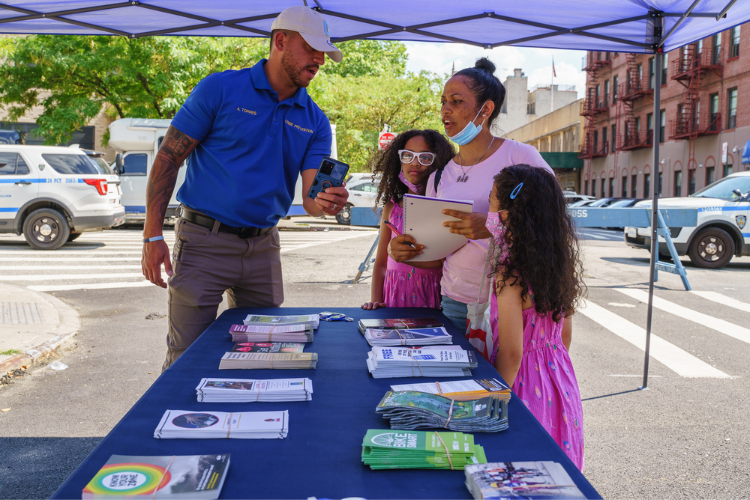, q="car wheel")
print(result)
[22,208,71,250]
[688,227,735,269]
[336,203,353,225]
[67,232,83,242]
